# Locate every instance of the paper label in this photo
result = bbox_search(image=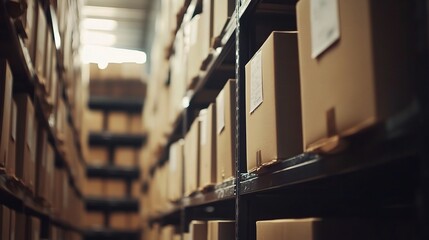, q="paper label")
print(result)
[200,111,208,146]
[310,0,341,58]
[11,103,17,141]
[216,90,225,134]
[250,51,263,113]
